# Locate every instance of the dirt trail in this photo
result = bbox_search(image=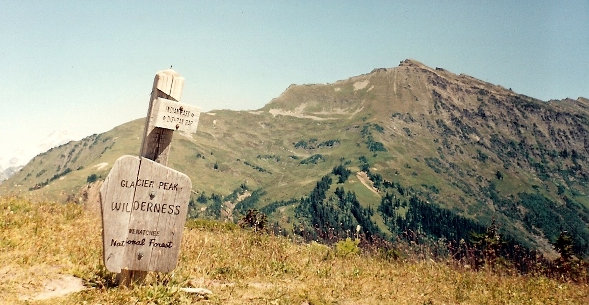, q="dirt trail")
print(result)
[356,171,379,194]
